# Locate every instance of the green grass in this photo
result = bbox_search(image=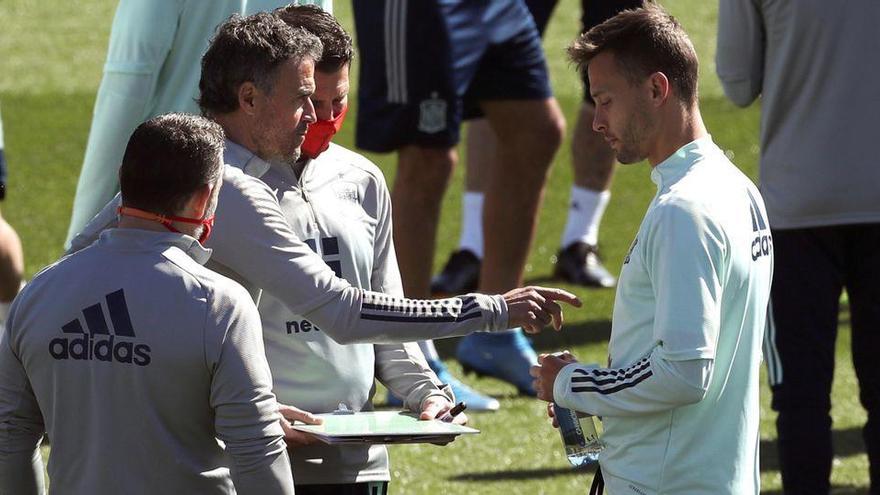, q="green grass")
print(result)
[0,0,869,492]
